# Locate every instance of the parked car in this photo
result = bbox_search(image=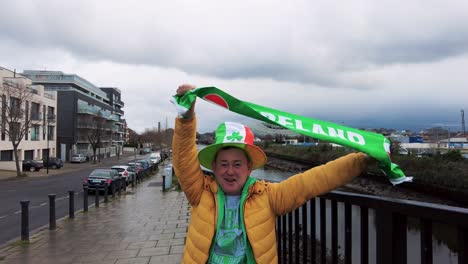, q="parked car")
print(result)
[137,159,151,170]
[111,165,136,185]
[71,154,87,163]
[22,160,44,172]
[83,169,123,195]
[149,152,161,165]
[42,157,63,169]
[128,162,144,174]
